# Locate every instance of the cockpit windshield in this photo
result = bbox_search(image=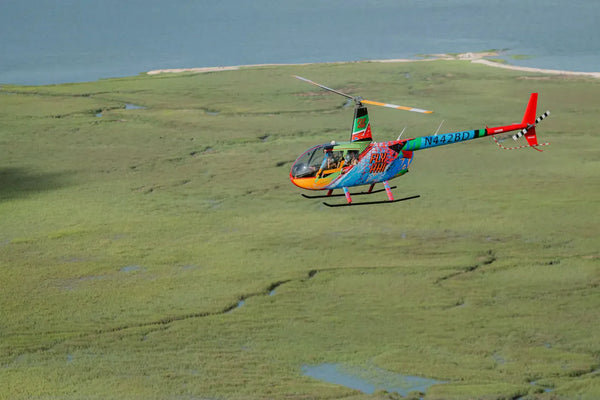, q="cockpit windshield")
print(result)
[290,144,327,179]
